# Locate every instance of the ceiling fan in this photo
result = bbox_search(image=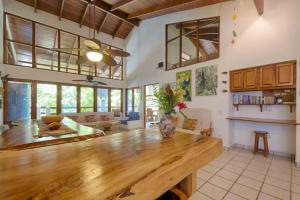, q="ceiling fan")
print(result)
[51,0,130,67]
[73,75,107,86]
